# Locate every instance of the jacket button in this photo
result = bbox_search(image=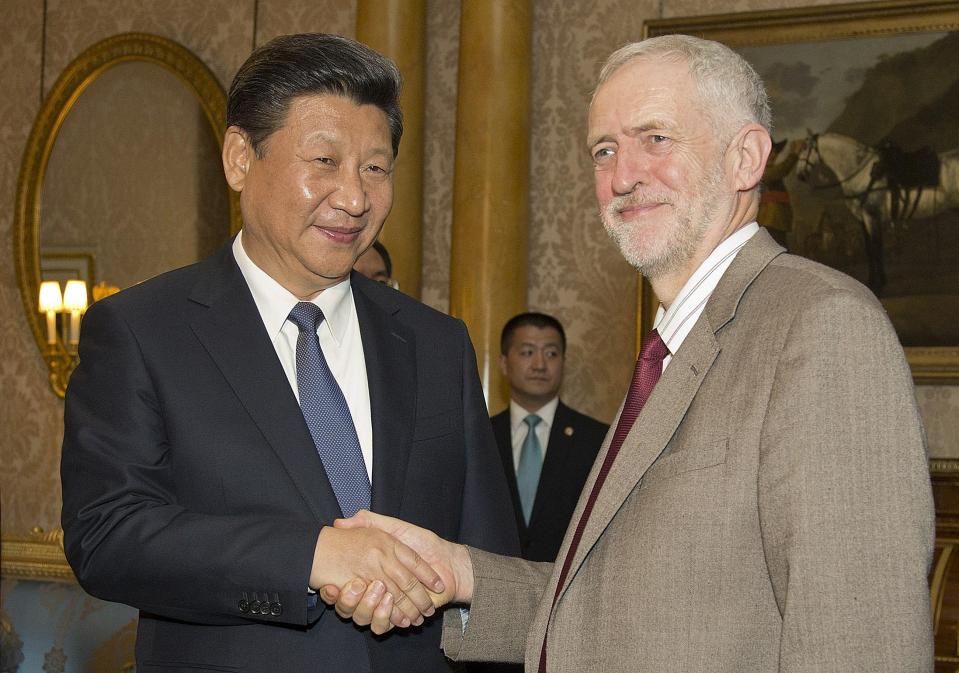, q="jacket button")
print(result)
[238,599,249,613]
[270,602,282,616]
[250,600,261,614]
